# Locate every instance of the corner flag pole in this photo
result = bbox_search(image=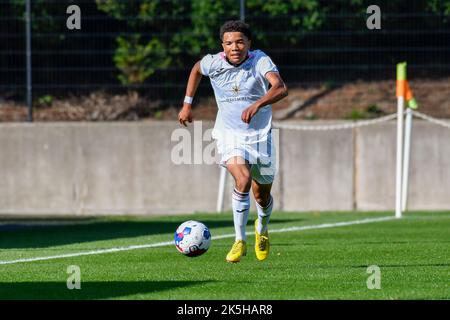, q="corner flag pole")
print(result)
[395,62,407,219]
[401,81,418,212]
